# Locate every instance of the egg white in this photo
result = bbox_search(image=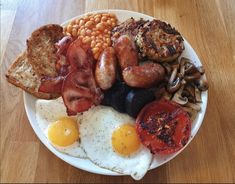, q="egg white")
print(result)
[80,106,153,180]
[35,97,86,158]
